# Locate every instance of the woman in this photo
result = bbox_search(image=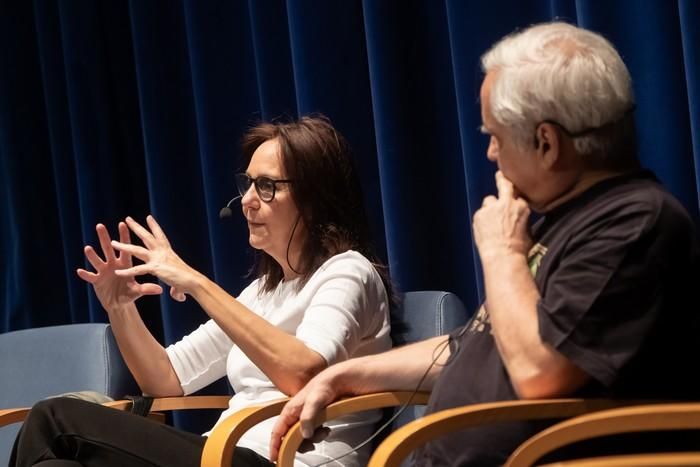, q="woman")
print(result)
[10,116,392,467]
